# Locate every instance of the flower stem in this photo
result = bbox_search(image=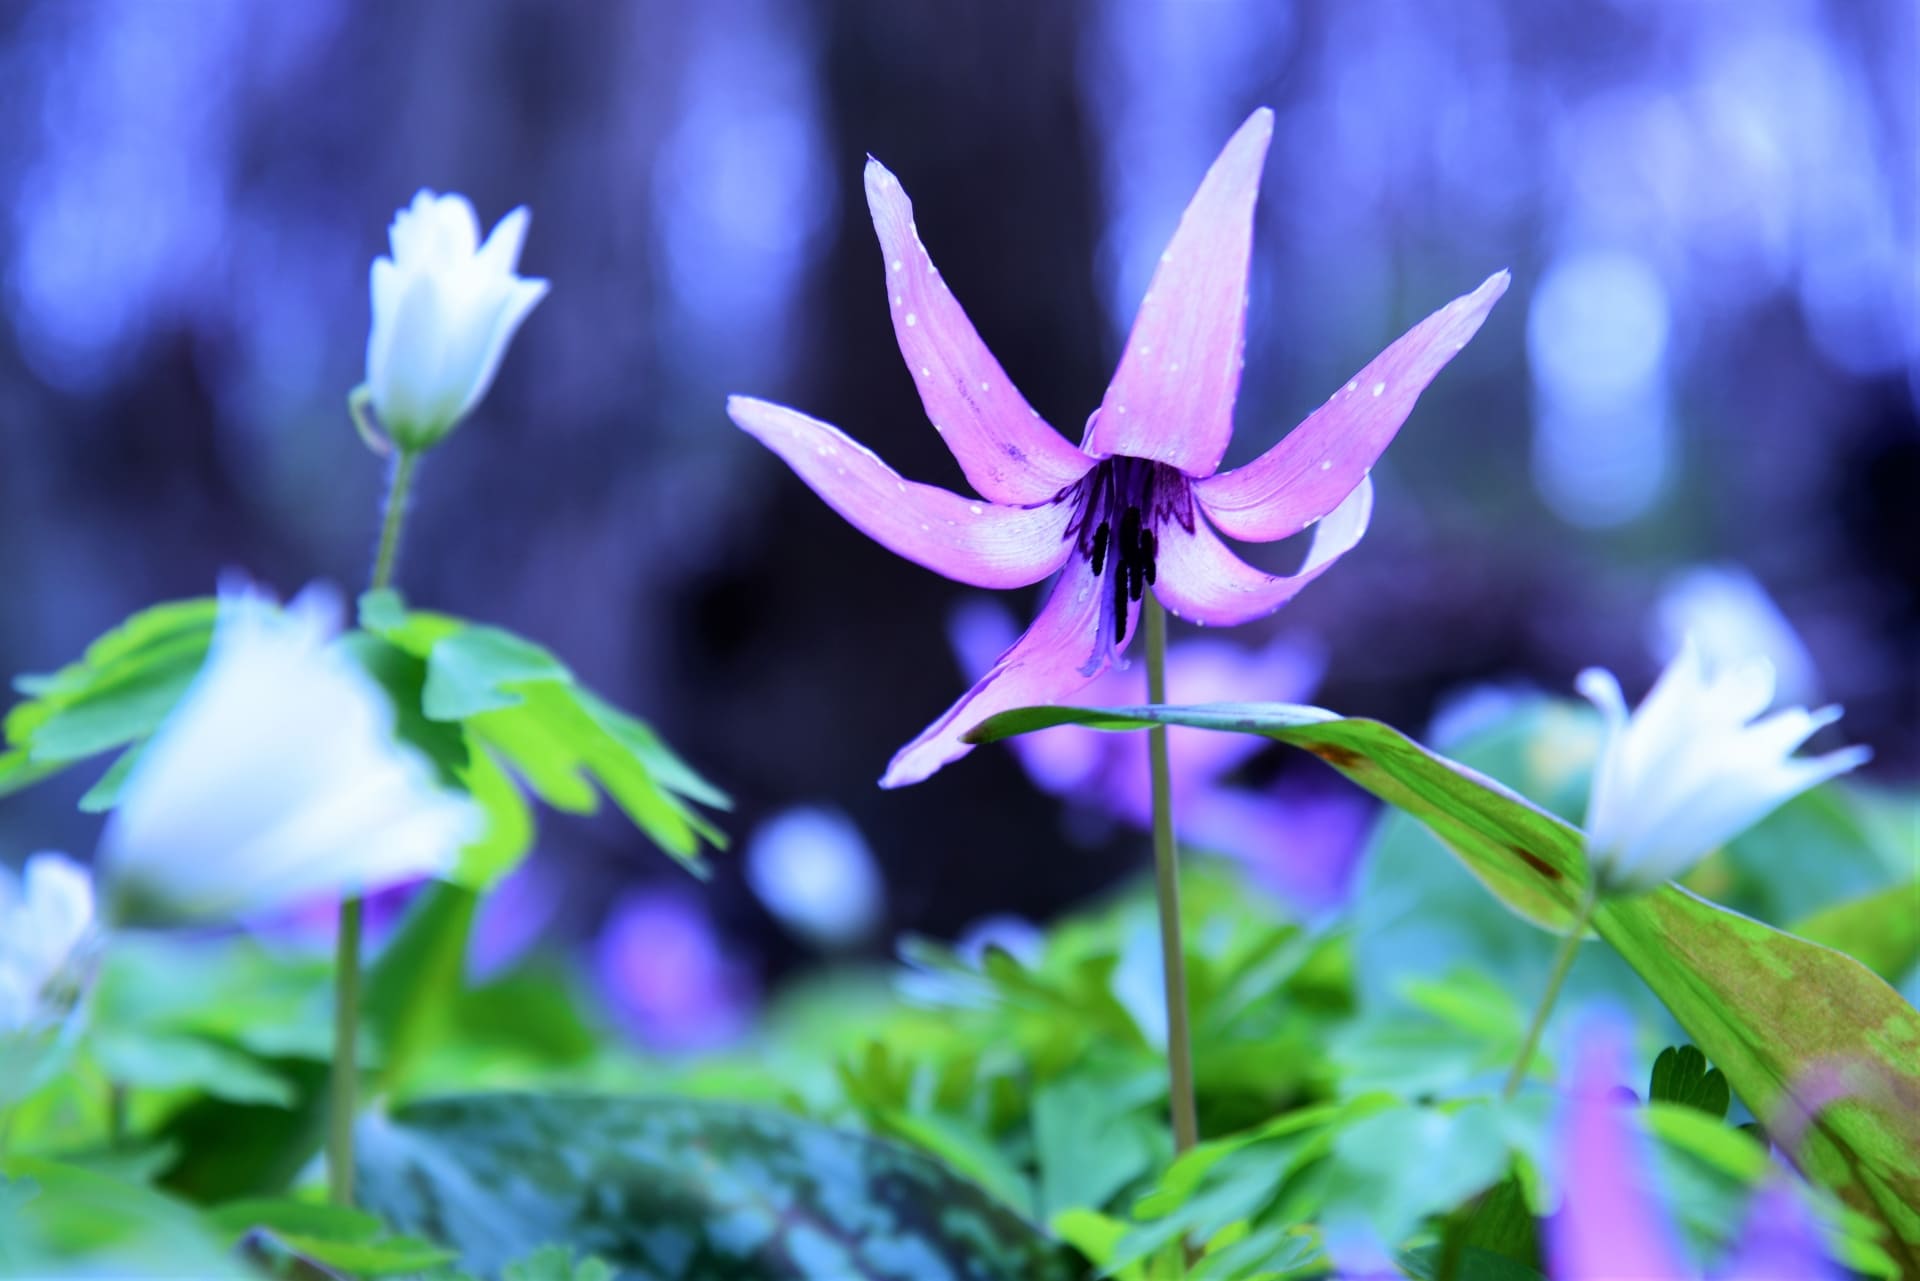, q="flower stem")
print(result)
[329,447,420,1206]
[1143,595,1199,1158]
[1501,881,1600,1100]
